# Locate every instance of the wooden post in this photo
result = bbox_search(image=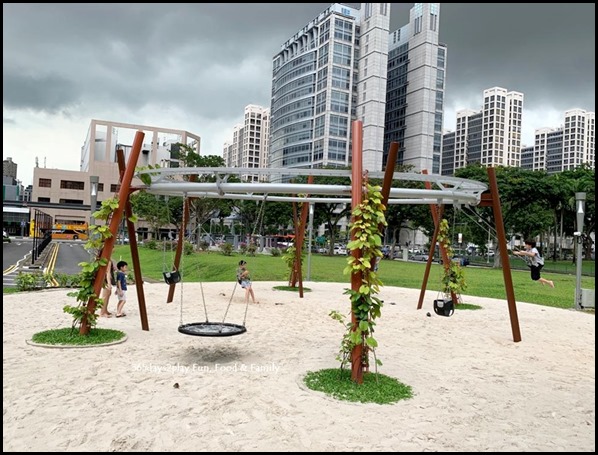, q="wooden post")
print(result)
[486,167,521,342]
[80,131,144,335]
[116,149,149,331]
[350,120,364,384]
